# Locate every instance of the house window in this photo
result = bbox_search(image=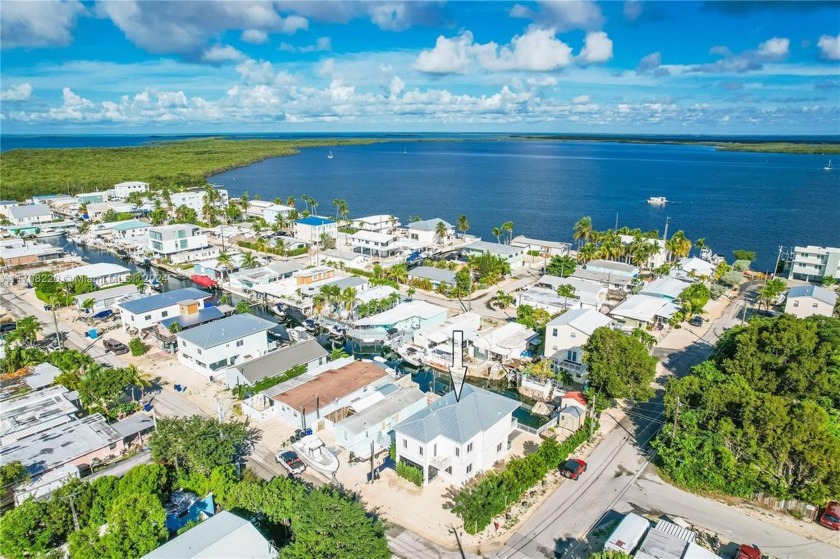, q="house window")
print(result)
[144,314,151,320]
[467,442,473,453]
[455,447,460,457]
[403,439,407,449]
[552,328,558,337]
[179,240,188,249]
[466,464,473,474]
[419,447,424,456]
[445,466,452,474]
[497,442,503,452]
[570,332,576,338]
[161,311,168,318]
[196,361,206,368]
[793,301,800,307]
[812,303,819,308]
[433,444,437,456]
[197,349,202,355]
[236,340,244,347]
